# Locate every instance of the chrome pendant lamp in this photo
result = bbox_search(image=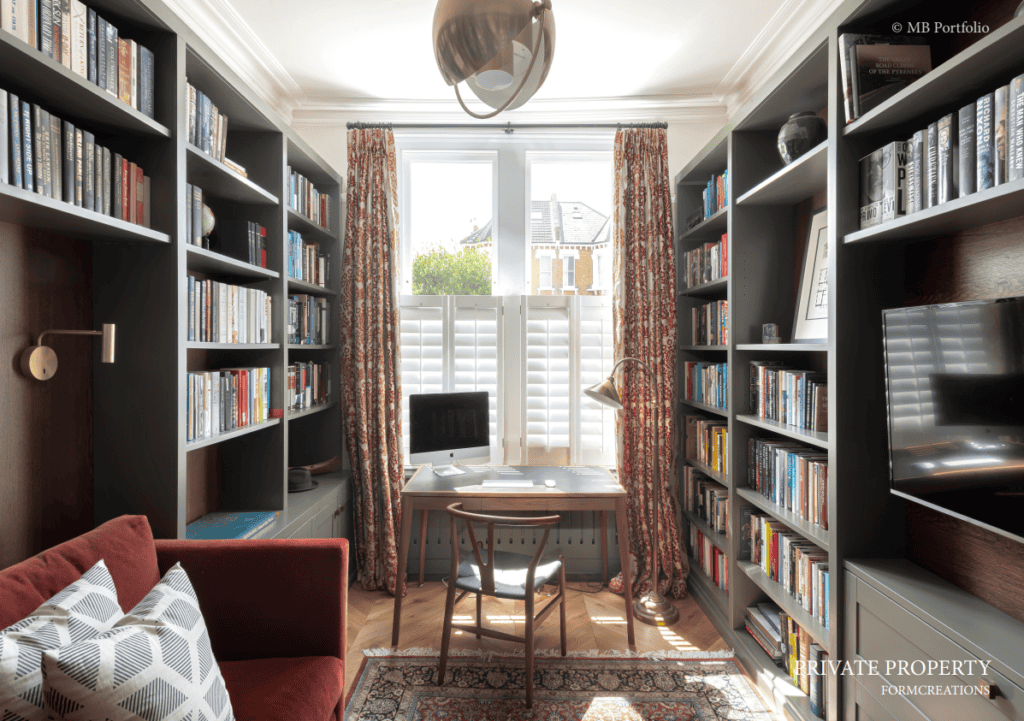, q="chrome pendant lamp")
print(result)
[432,0,556,119]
